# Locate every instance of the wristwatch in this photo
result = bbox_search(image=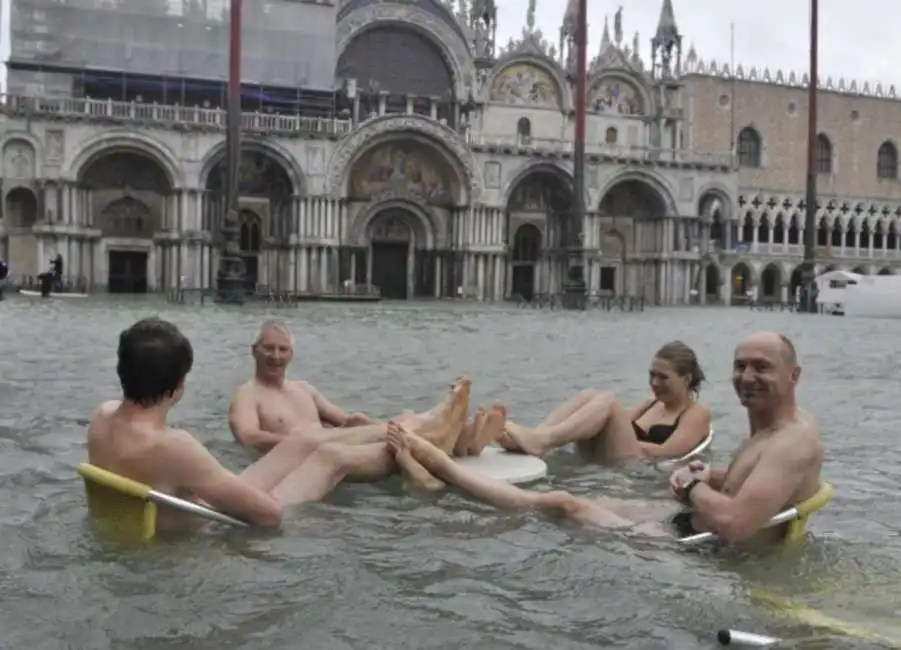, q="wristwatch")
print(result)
[681,478,702,505]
